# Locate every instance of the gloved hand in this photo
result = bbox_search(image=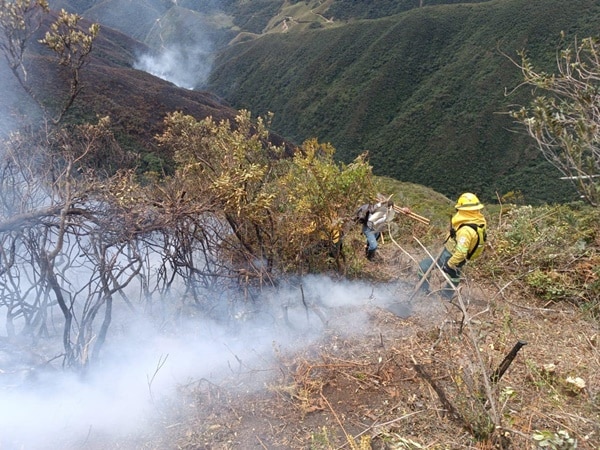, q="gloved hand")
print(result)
[442,262,459,281]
